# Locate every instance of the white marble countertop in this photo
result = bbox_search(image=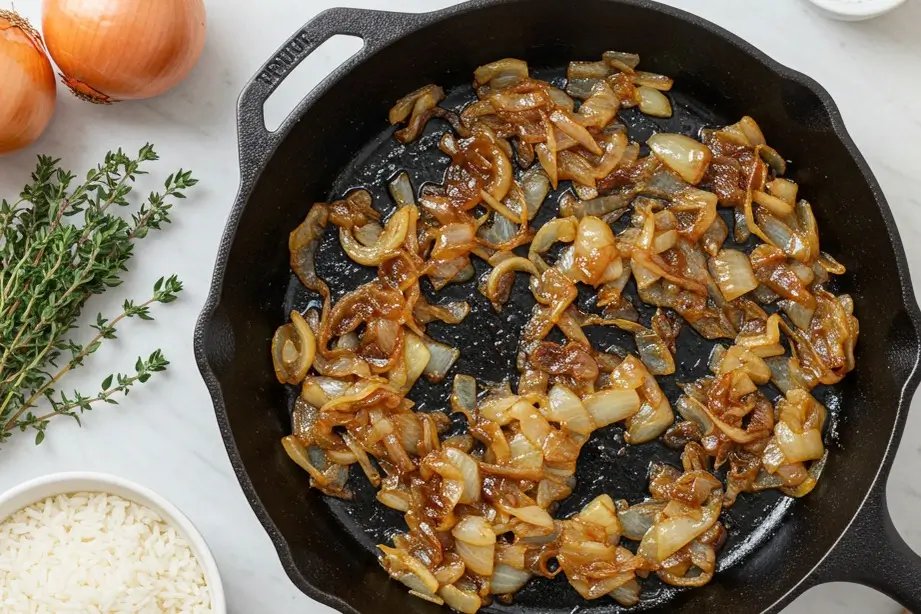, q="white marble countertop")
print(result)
[2,0,919,612]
